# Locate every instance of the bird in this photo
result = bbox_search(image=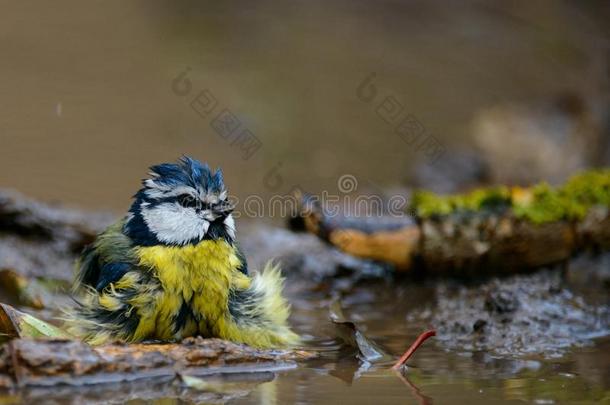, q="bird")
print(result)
[66,156,299,349]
